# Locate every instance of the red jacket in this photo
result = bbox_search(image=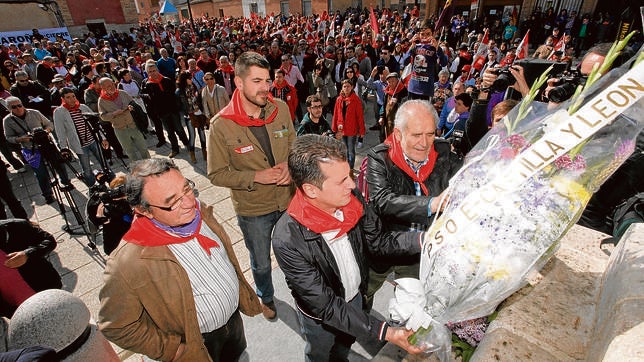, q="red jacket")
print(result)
[332,91,364,137]
[271,80,298,122]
